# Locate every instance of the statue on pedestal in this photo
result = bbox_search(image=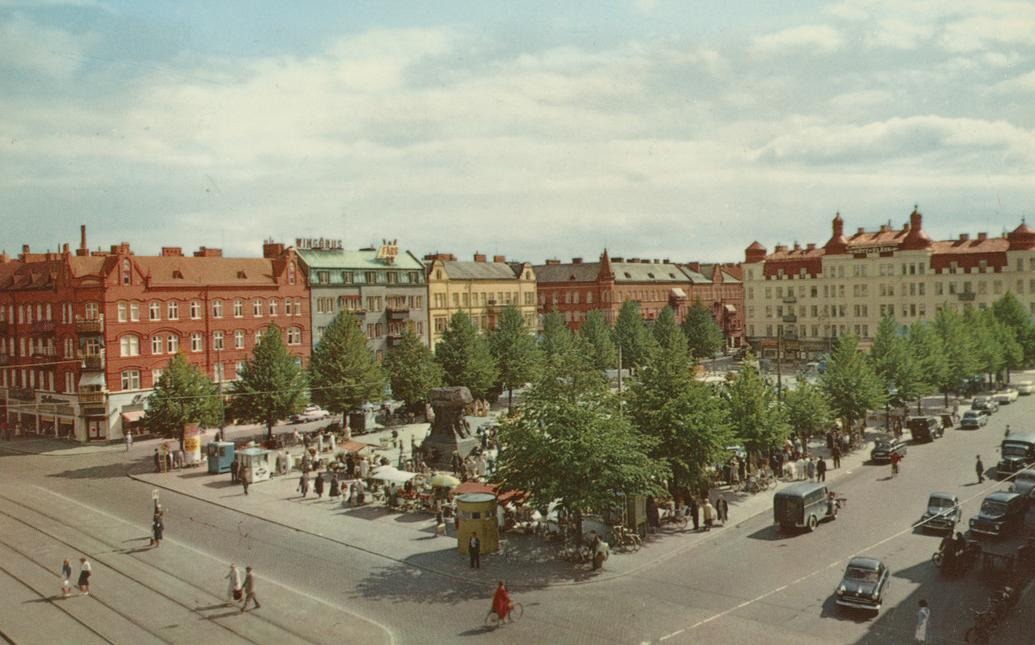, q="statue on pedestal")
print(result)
[421,387,479,471]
